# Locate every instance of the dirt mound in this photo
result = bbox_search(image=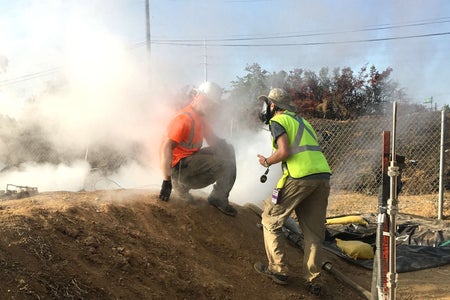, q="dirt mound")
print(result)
[0,190,449,299]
